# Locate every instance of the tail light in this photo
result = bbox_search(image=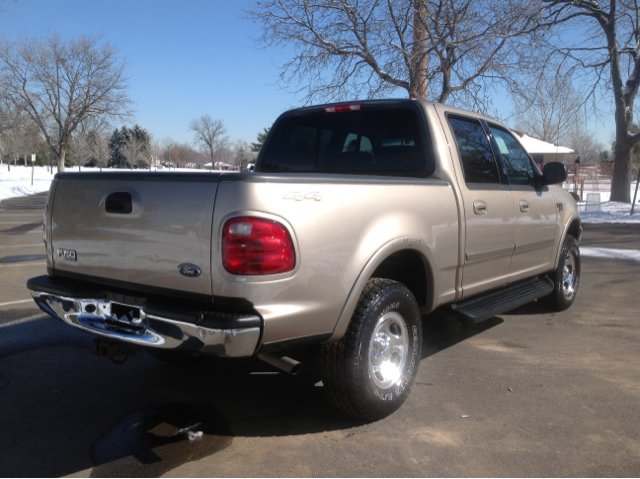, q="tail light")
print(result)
[222,217,295,275]
[323,103,362,113]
